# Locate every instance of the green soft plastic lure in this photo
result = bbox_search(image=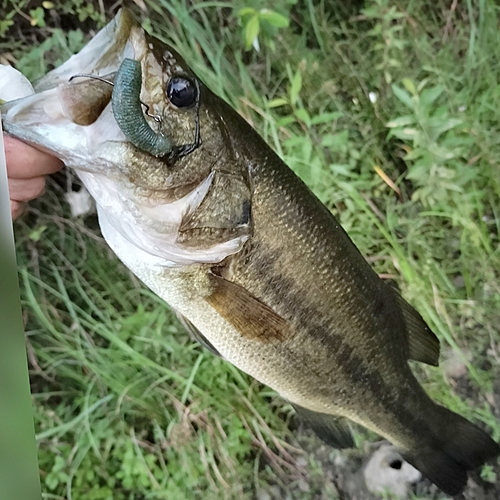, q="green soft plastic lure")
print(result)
[67,57,201,160]
[112,58,172,157]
